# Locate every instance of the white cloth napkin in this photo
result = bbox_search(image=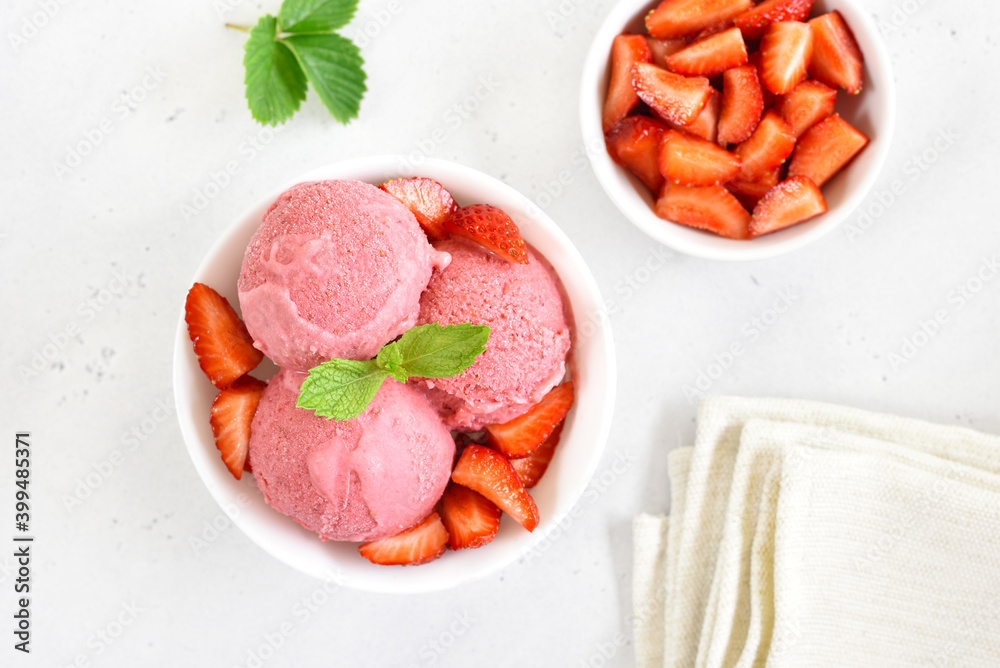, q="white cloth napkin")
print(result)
[634,396,1000,668]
